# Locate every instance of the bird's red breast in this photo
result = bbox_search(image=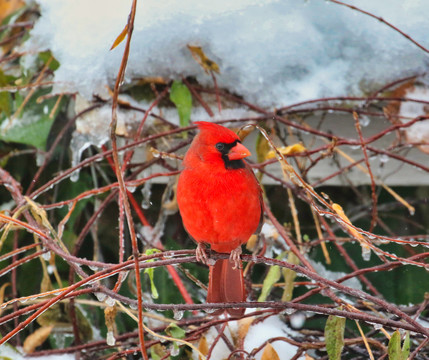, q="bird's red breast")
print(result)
[177,121,262,253]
